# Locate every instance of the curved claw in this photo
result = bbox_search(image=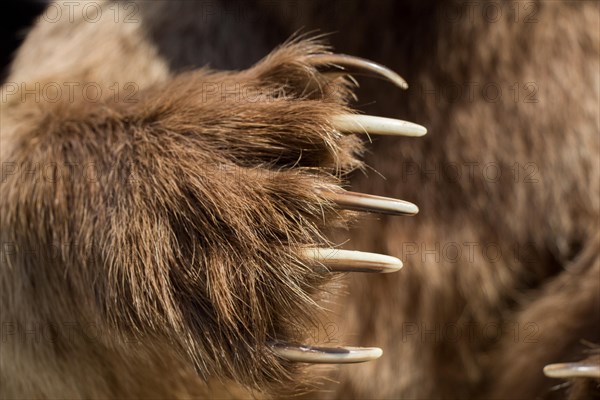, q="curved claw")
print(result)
[544,362,600,379]
[333,114,427,137]
[322,189,419,216]
[309,53,408,90]
[272,343,382,363]
[303,248,403,273]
